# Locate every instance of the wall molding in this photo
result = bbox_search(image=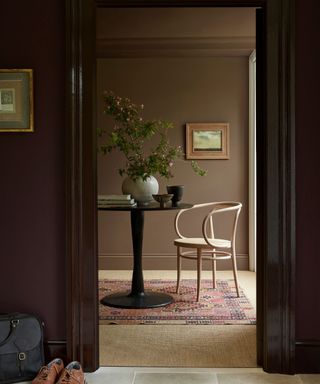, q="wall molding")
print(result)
[99,252,249,270]
[96,36,255,57]
[66,0,99,371]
